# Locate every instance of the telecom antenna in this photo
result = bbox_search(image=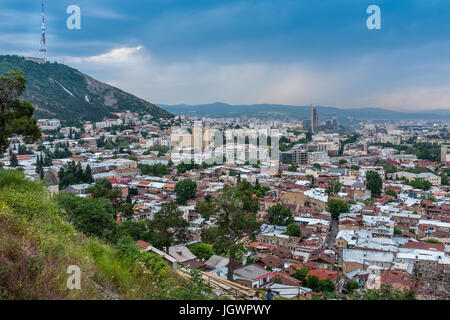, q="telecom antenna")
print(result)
[39,0,47,62]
